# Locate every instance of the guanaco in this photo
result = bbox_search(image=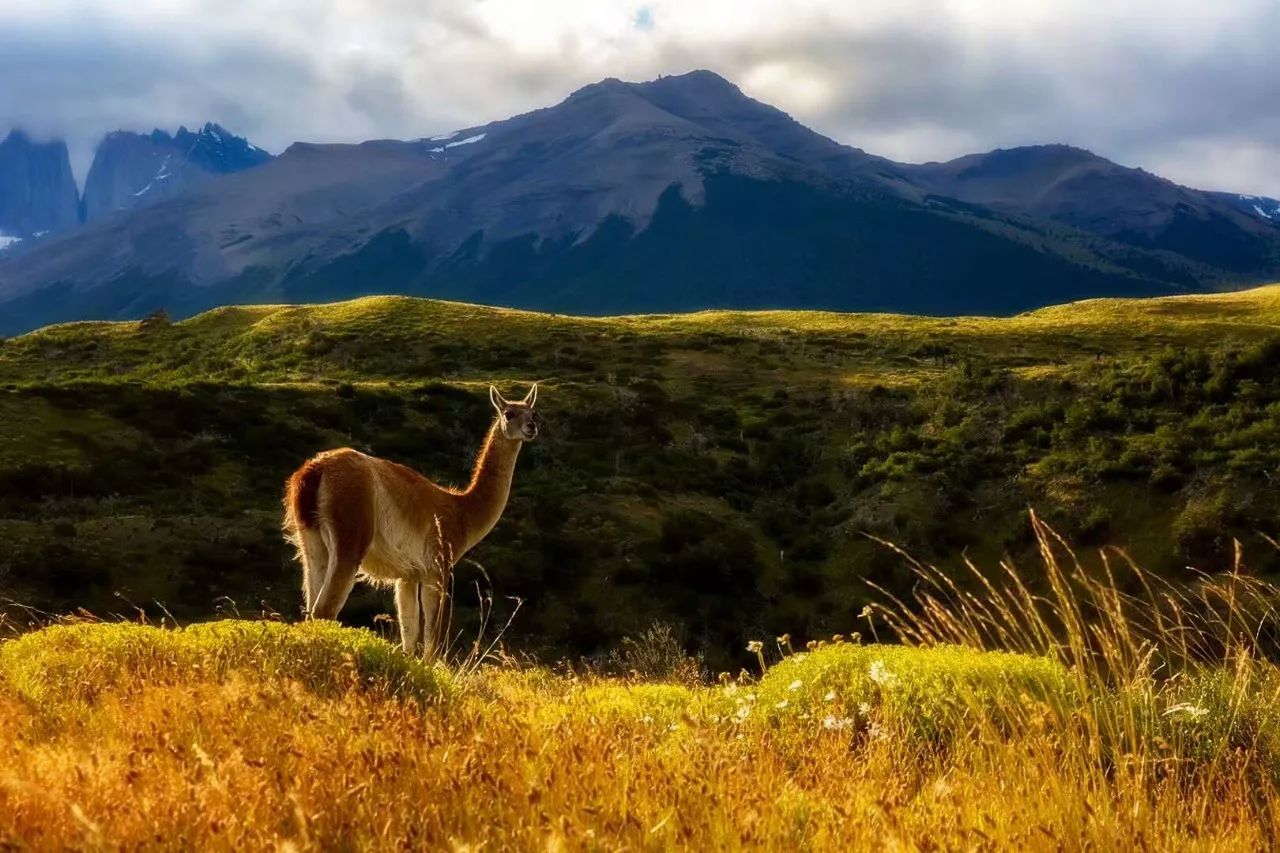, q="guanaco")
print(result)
[283,384,539,658]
